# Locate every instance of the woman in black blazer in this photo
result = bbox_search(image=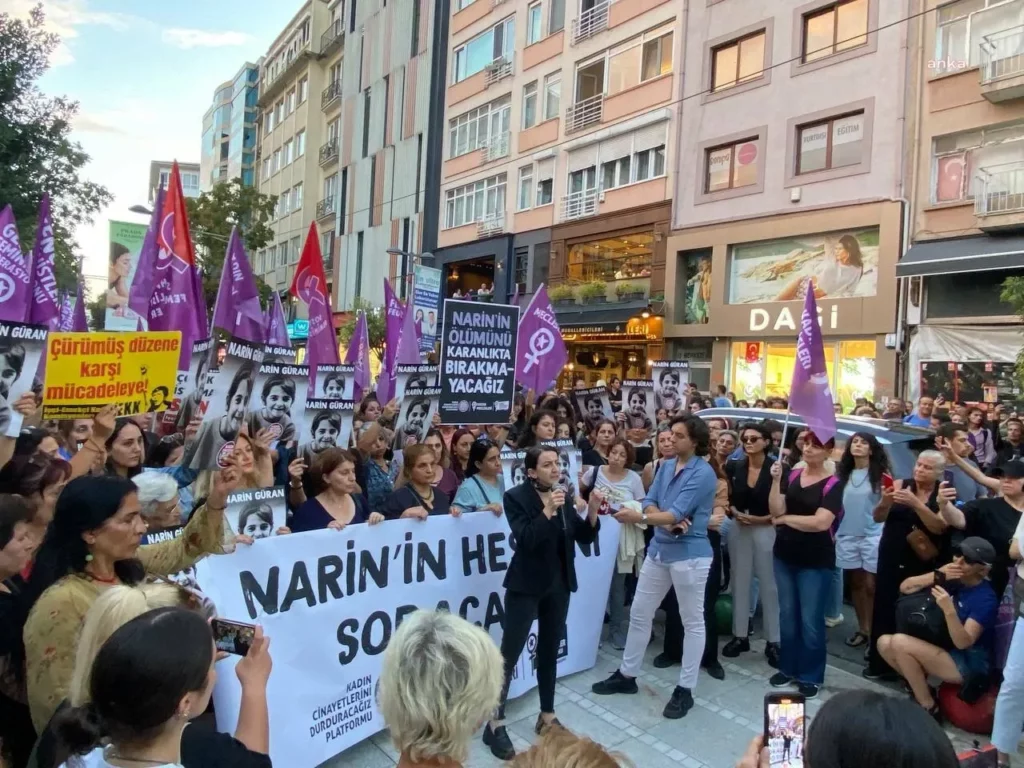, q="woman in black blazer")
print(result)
[482,445,600,760]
